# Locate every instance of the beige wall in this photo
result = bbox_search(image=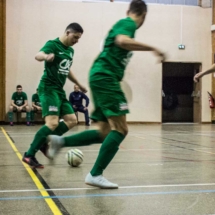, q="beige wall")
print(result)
[6,0,212,122]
